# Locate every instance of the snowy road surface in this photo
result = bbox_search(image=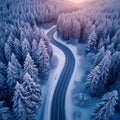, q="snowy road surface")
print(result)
[47,27,75,120]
